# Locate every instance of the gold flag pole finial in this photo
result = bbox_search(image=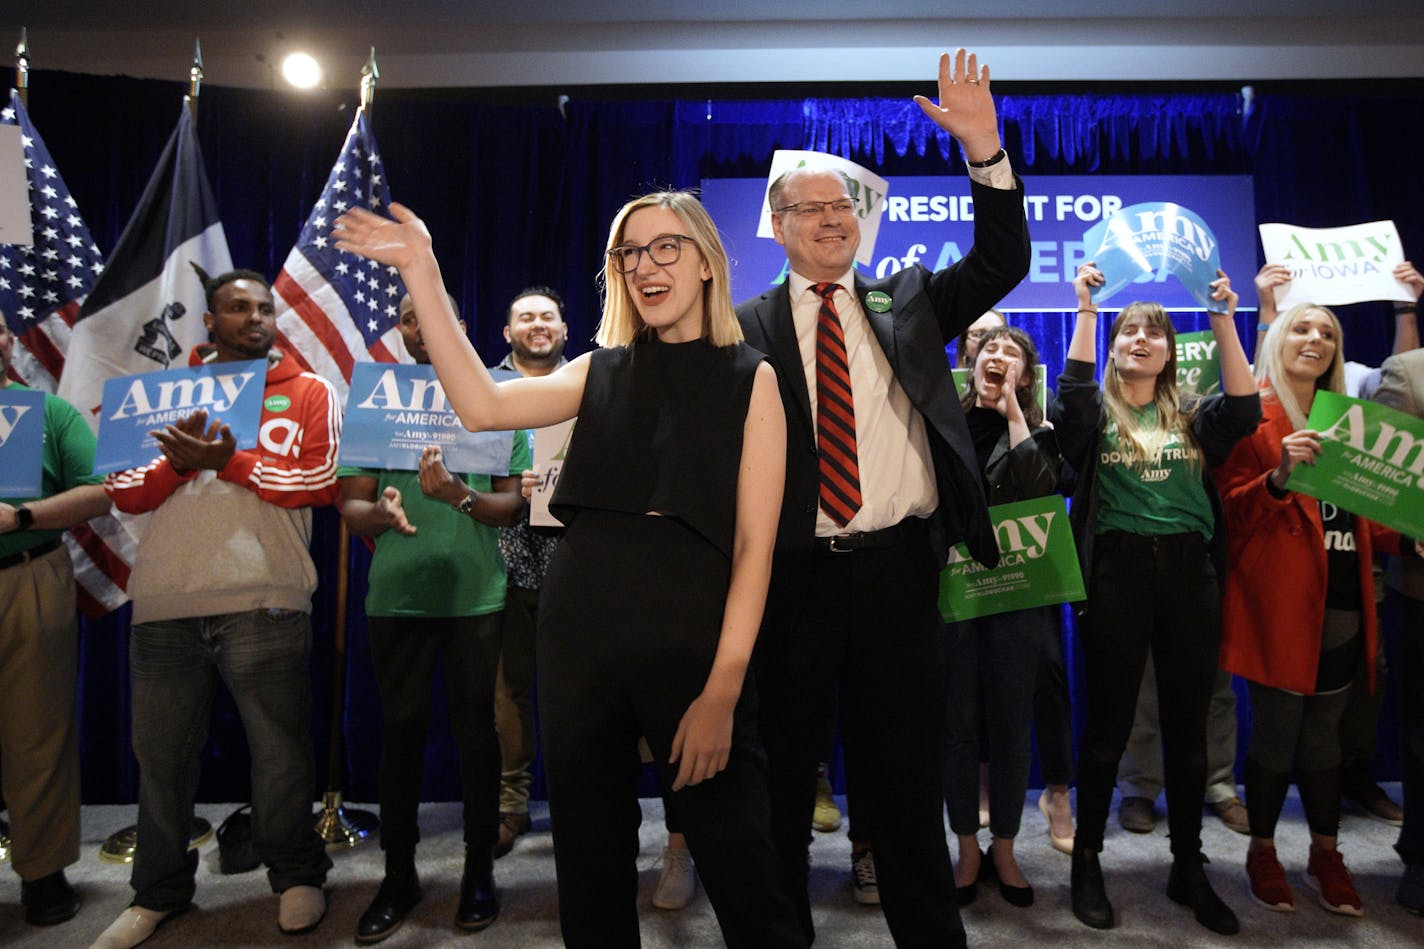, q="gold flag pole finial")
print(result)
[187,38,203,118]
[359,47,378,115]
[15,27,29,108]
